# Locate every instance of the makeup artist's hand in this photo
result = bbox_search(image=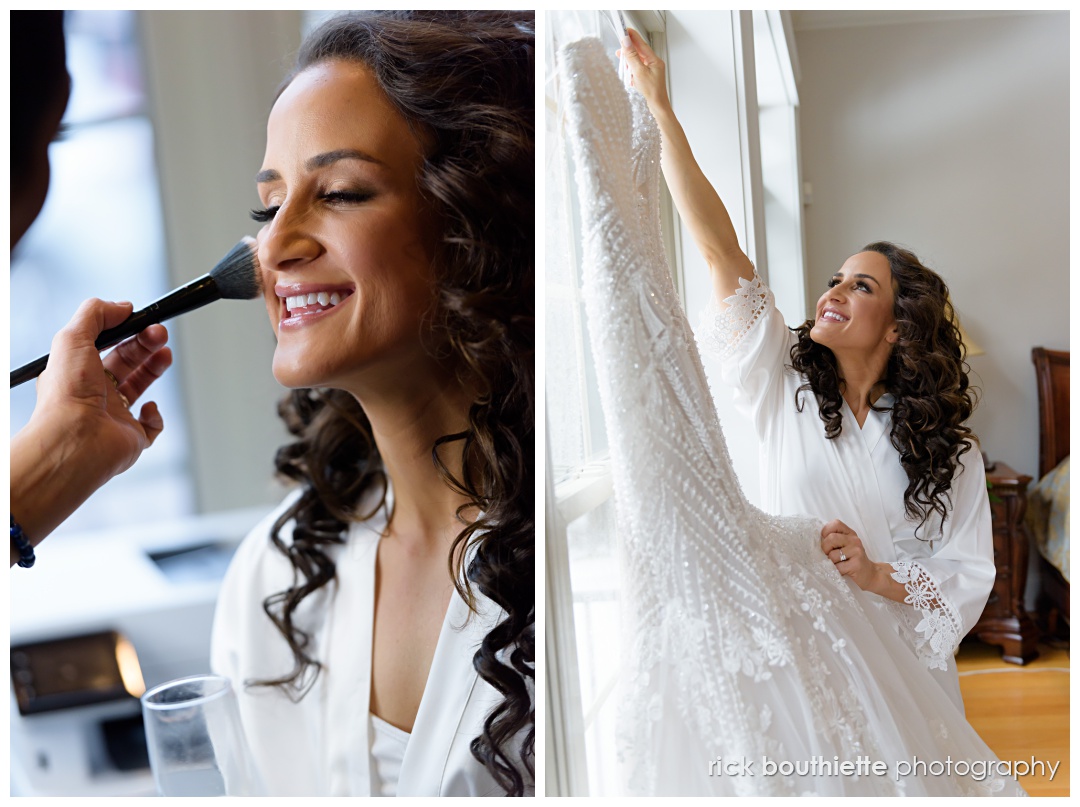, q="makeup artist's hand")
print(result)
[38,297,172,468]
[11,298,173,563]
[617,28,671,116]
